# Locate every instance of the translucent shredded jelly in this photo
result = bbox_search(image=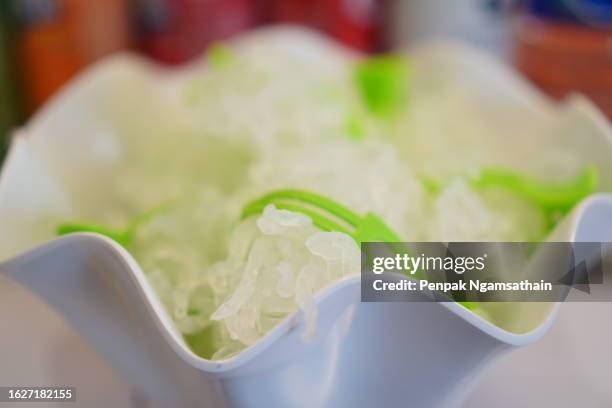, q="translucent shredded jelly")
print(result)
[65,34,592,359]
